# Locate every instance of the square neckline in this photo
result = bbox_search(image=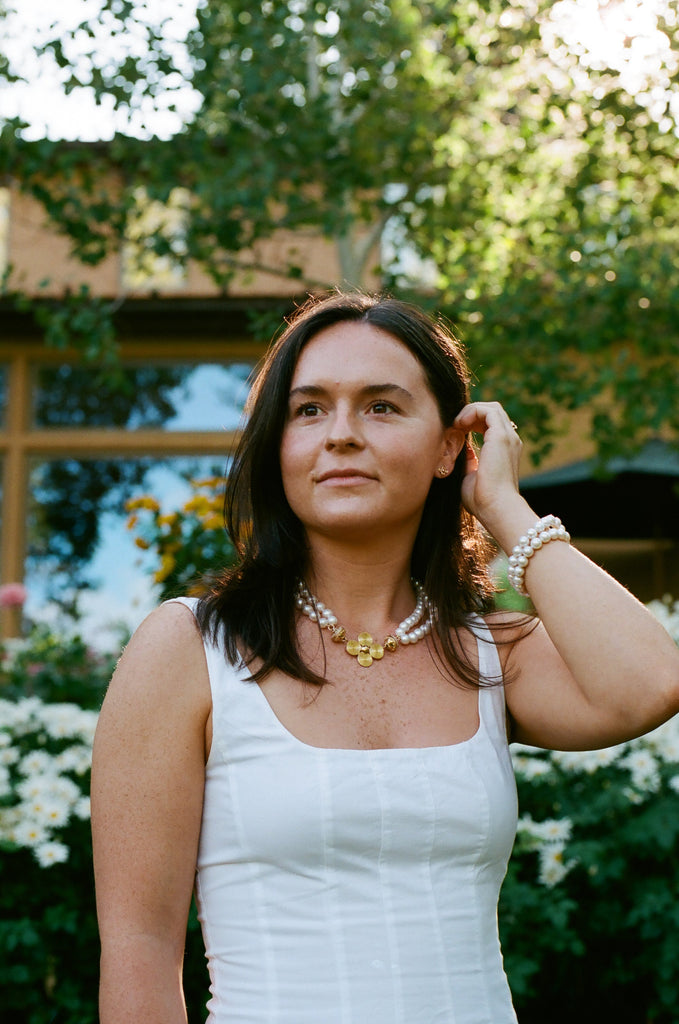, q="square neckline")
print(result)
[242,654,487,755]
